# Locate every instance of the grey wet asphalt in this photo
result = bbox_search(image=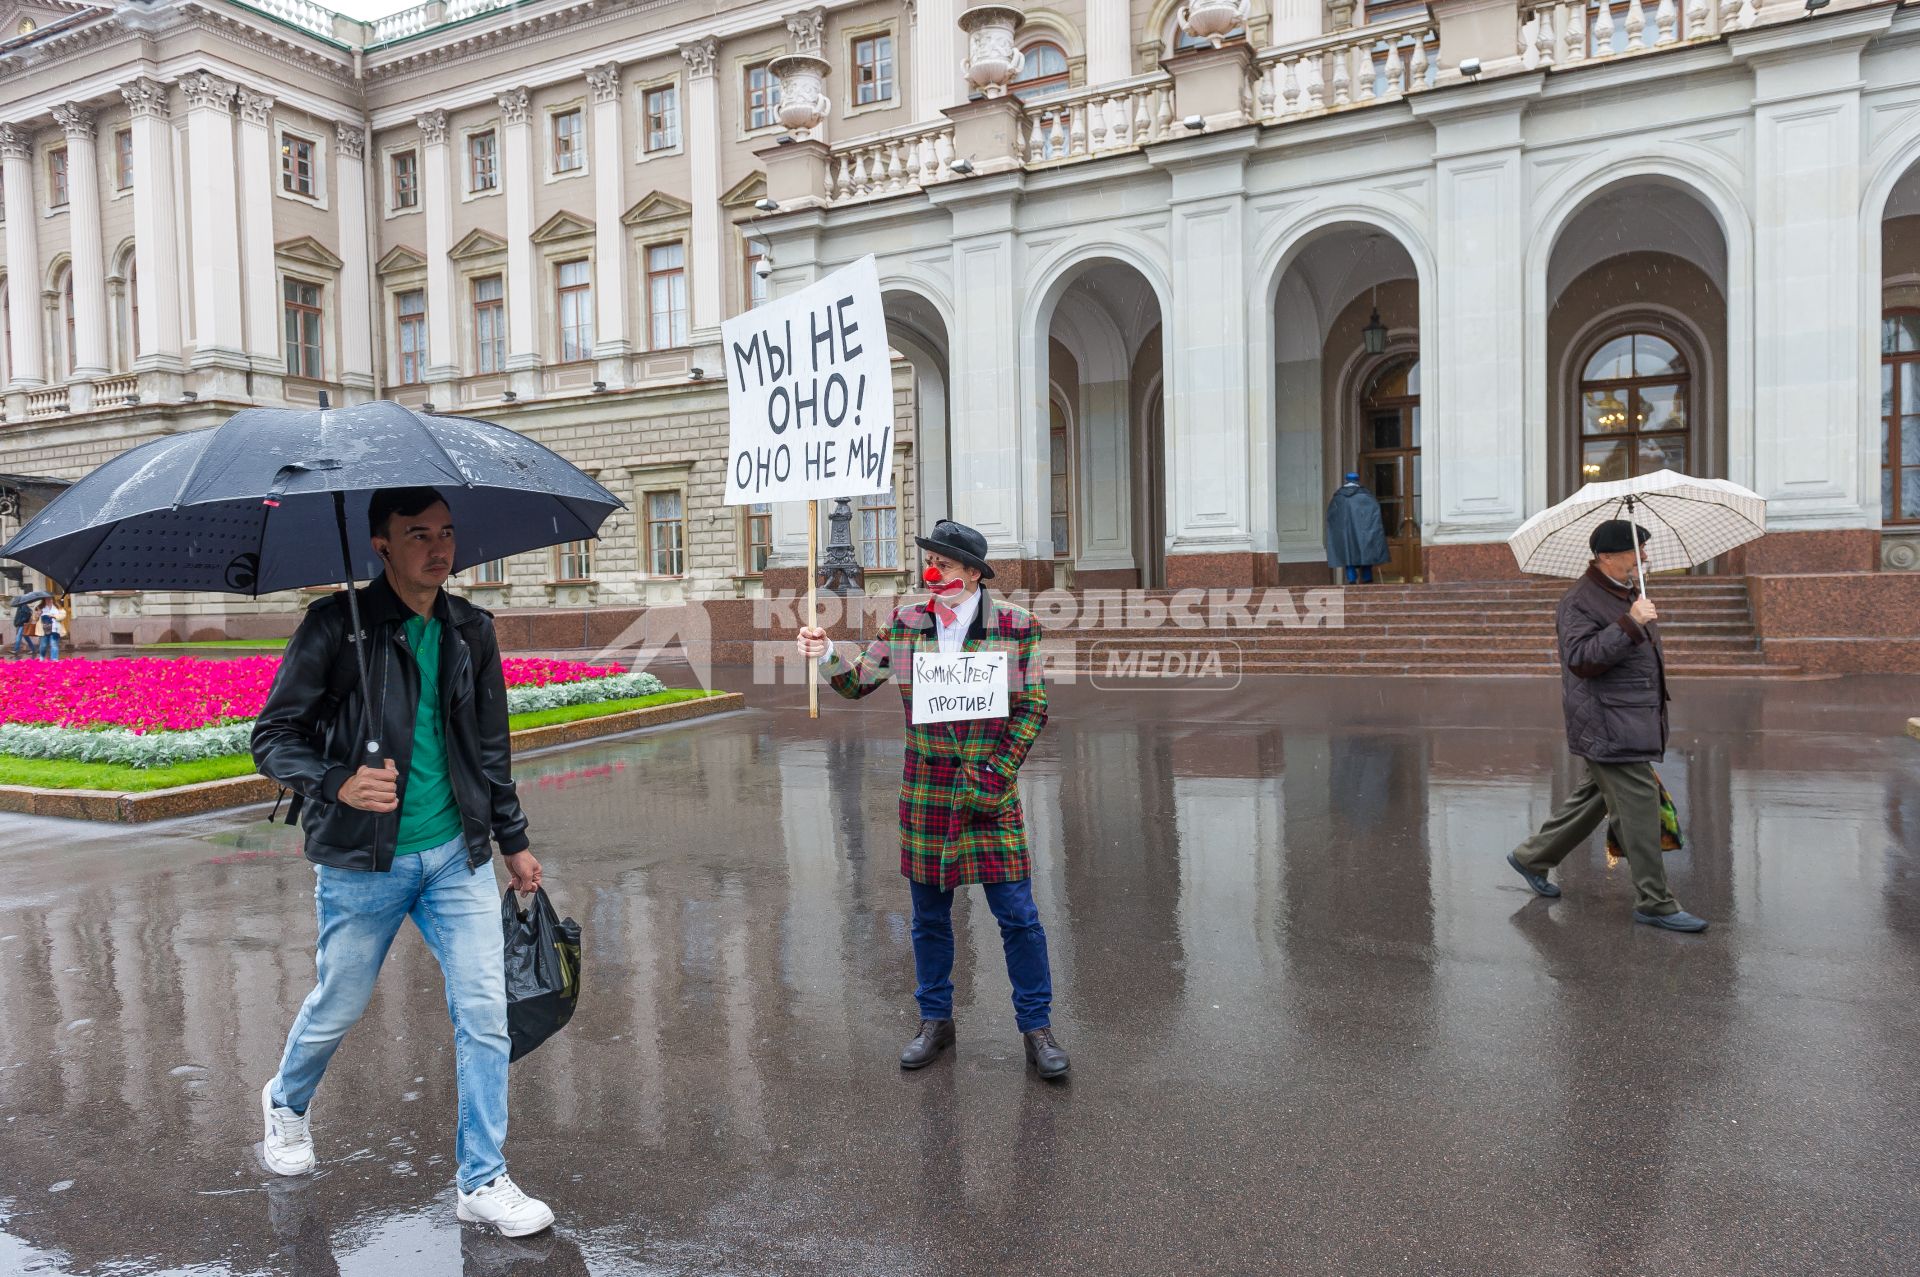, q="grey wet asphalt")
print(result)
[2,673,1919,1277]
